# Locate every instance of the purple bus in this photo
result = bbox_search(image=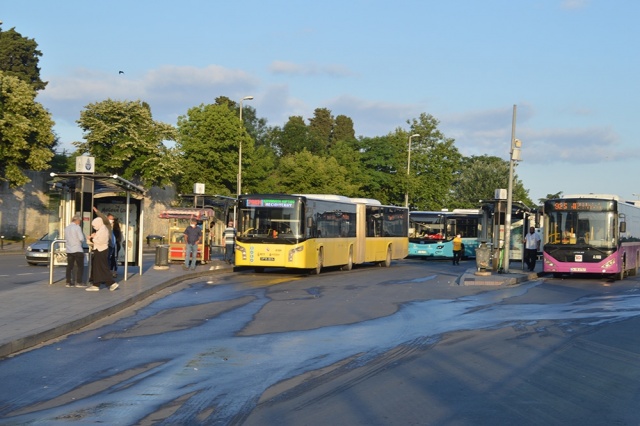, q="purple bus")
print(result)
[543,194,640,279]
